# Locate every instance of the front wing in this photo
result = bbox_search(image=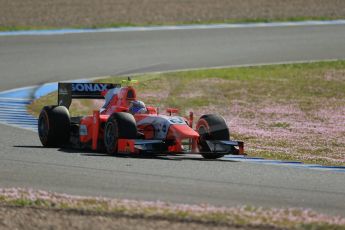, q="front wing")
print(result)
[117,139,245,155]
